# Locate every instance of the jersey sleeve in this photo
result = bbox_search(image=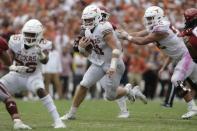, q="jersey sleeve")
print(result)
[152,21,170,33]
[100,22,114,38]
[192,27,197,37]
